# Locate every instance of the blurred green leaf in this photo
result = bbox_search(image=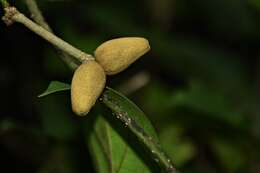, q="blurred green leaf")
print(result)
[170,82,246,126]
[38,81,70,98]
[0,119,17,132]
[152,36,249,94]
[142,81,247,127]
[142,82,173,120]
[210,137,246,172]
[159,125,195,167]
[37,94,78,141]
[250,0,260,10]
